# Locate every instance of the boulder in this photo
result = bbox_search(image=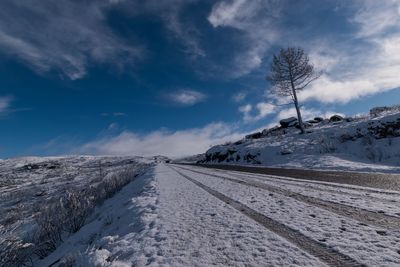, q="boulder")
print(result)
[262,126,285,137]
[245,132,262,140]
[280,117,297,128]
[339,133,355,143]
[329,115,344,122]
[262,126,279,135]
[280,149,293,155]
[314,117,324,122]
[295,121,312,129]
[288,120,298,128]
[233,139,245,145]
